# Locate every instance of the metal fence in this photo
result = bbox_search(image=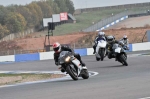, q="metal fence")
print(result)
[0,34,147,56]
[0,43,90,56]
[0,49,46,56]
[0,28,35,42]
[82,10,147,32]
